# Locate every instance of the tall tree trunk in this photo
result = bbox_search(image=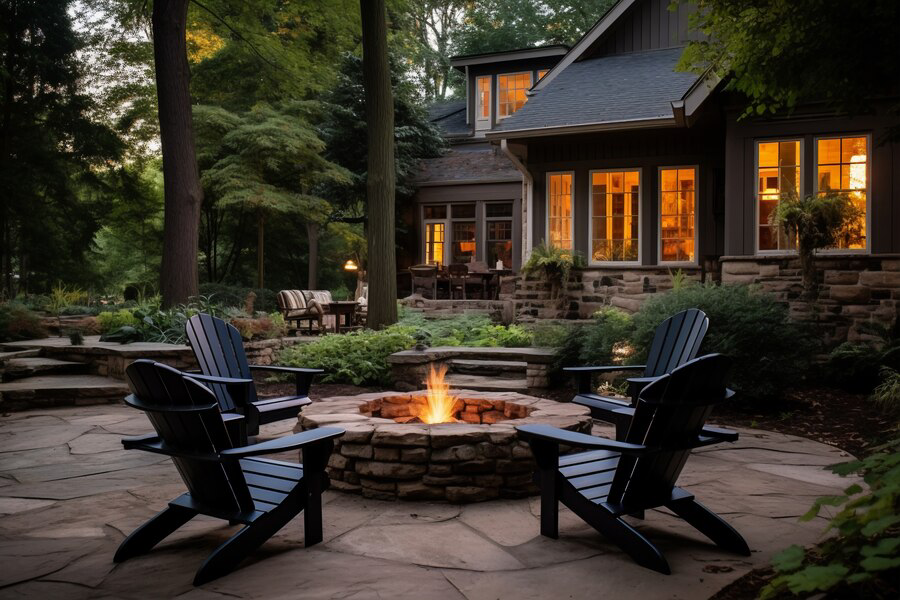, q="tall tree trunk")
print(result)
[307,221,319,290]
[153,0,202,307]
[257,211,265,289]
[360,0,397,329]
